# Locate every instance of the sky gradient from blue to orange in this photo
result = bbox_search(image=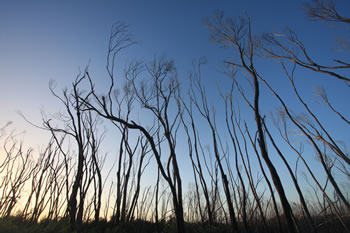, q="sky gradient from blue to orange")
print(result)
[1,0,349,199]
